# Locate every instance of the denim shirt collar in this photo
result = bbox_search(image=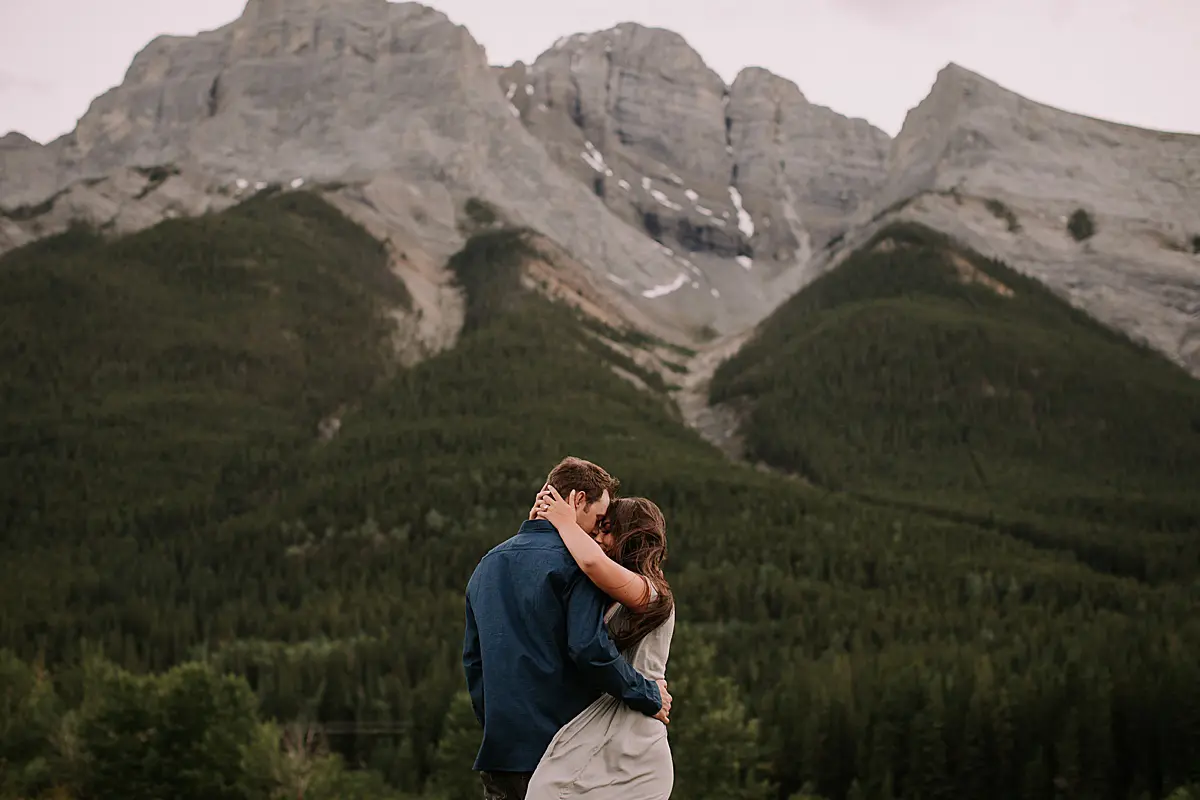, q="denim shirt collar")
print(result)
[518,519,557,536]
